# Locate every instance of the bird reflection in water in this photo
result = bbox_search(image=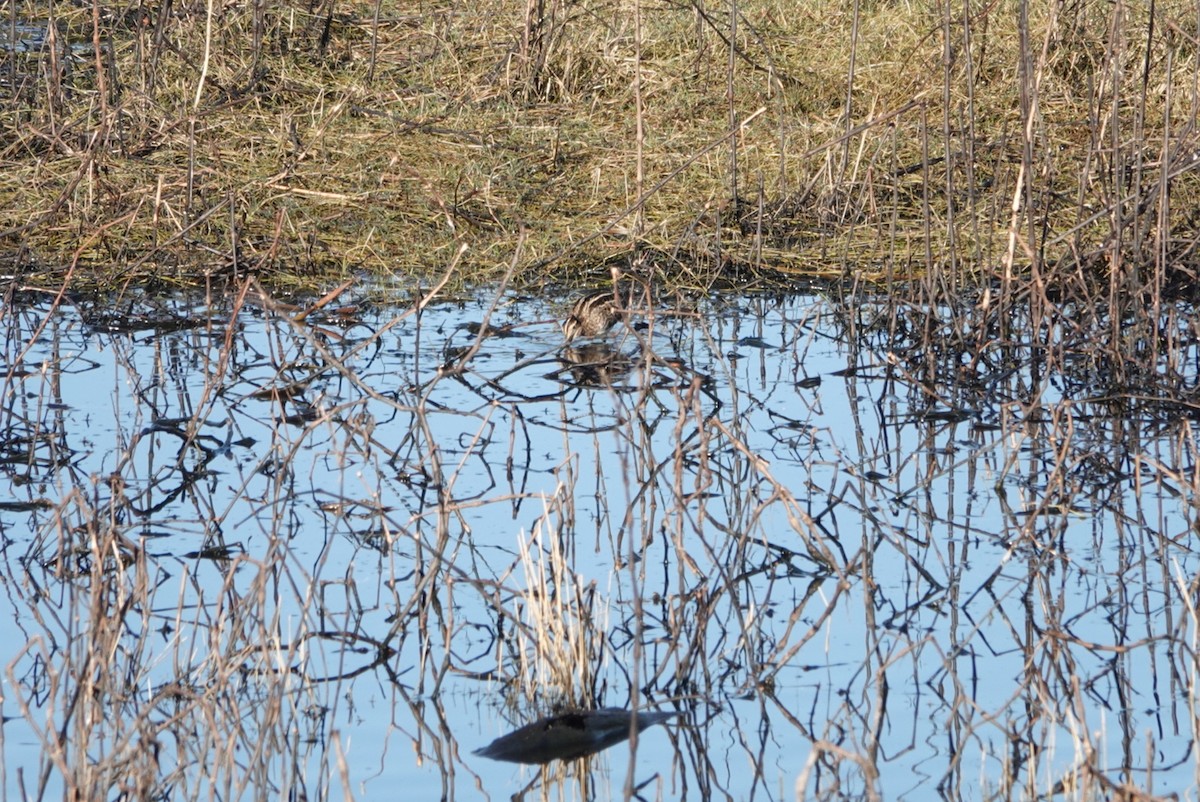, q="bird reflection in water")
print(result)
[556,342,632,387]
